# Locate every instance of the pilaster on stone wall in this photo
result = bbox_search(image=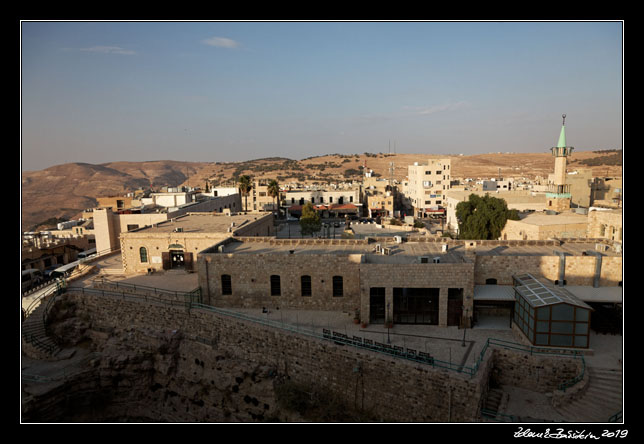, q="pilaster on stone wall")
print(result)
[385,287,393,324]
